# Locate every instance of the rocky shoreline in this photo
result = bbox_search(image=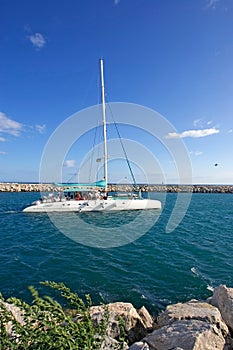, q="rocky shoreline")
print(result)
[0,182,233,193]
[1,285,233,349]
